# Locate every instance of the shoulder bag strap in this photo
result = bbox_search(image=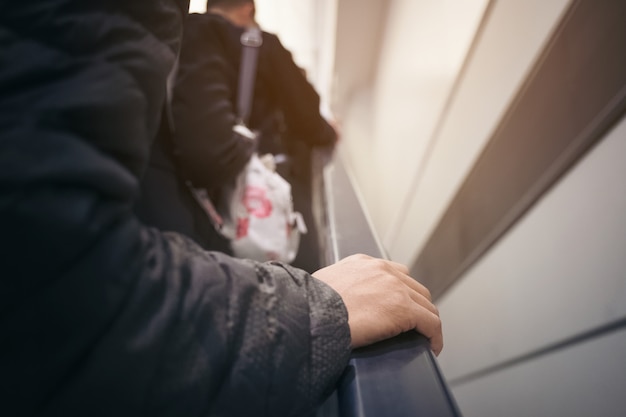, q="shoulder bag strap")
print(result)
[237,26,263,126]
